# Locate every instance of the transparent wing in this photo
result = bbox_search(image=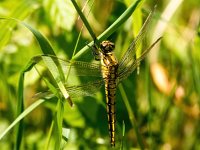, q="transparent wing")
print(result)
[117,37,162,82]
[65,80,104,98]
[33,54,102,77]
[33,79,104,100]
[117,8,162,82]
[118,9,155,78]
[118,9,155,69]
[32,55,102,105]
